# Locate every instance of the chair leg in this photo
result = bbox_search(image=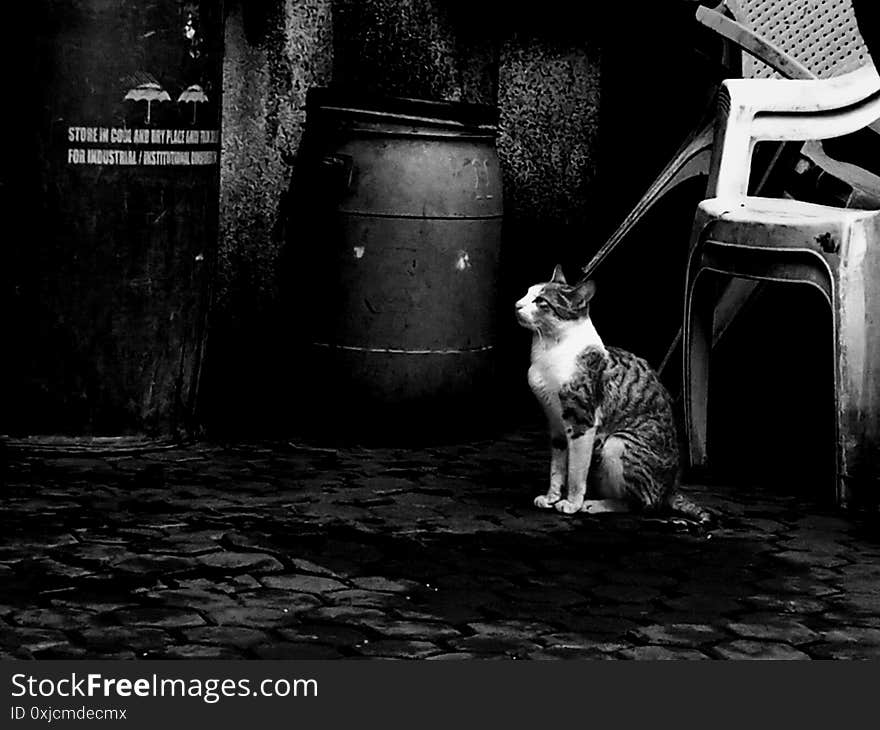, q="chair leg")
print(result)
[683,263,717,472]
[834,311,880,509]
[835,223,880,507]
